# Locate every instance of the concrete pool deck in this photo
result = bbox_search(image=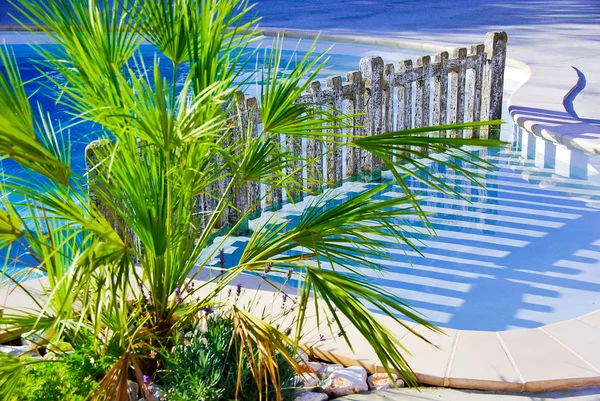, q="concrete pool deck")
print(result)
[339,387,600,401]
